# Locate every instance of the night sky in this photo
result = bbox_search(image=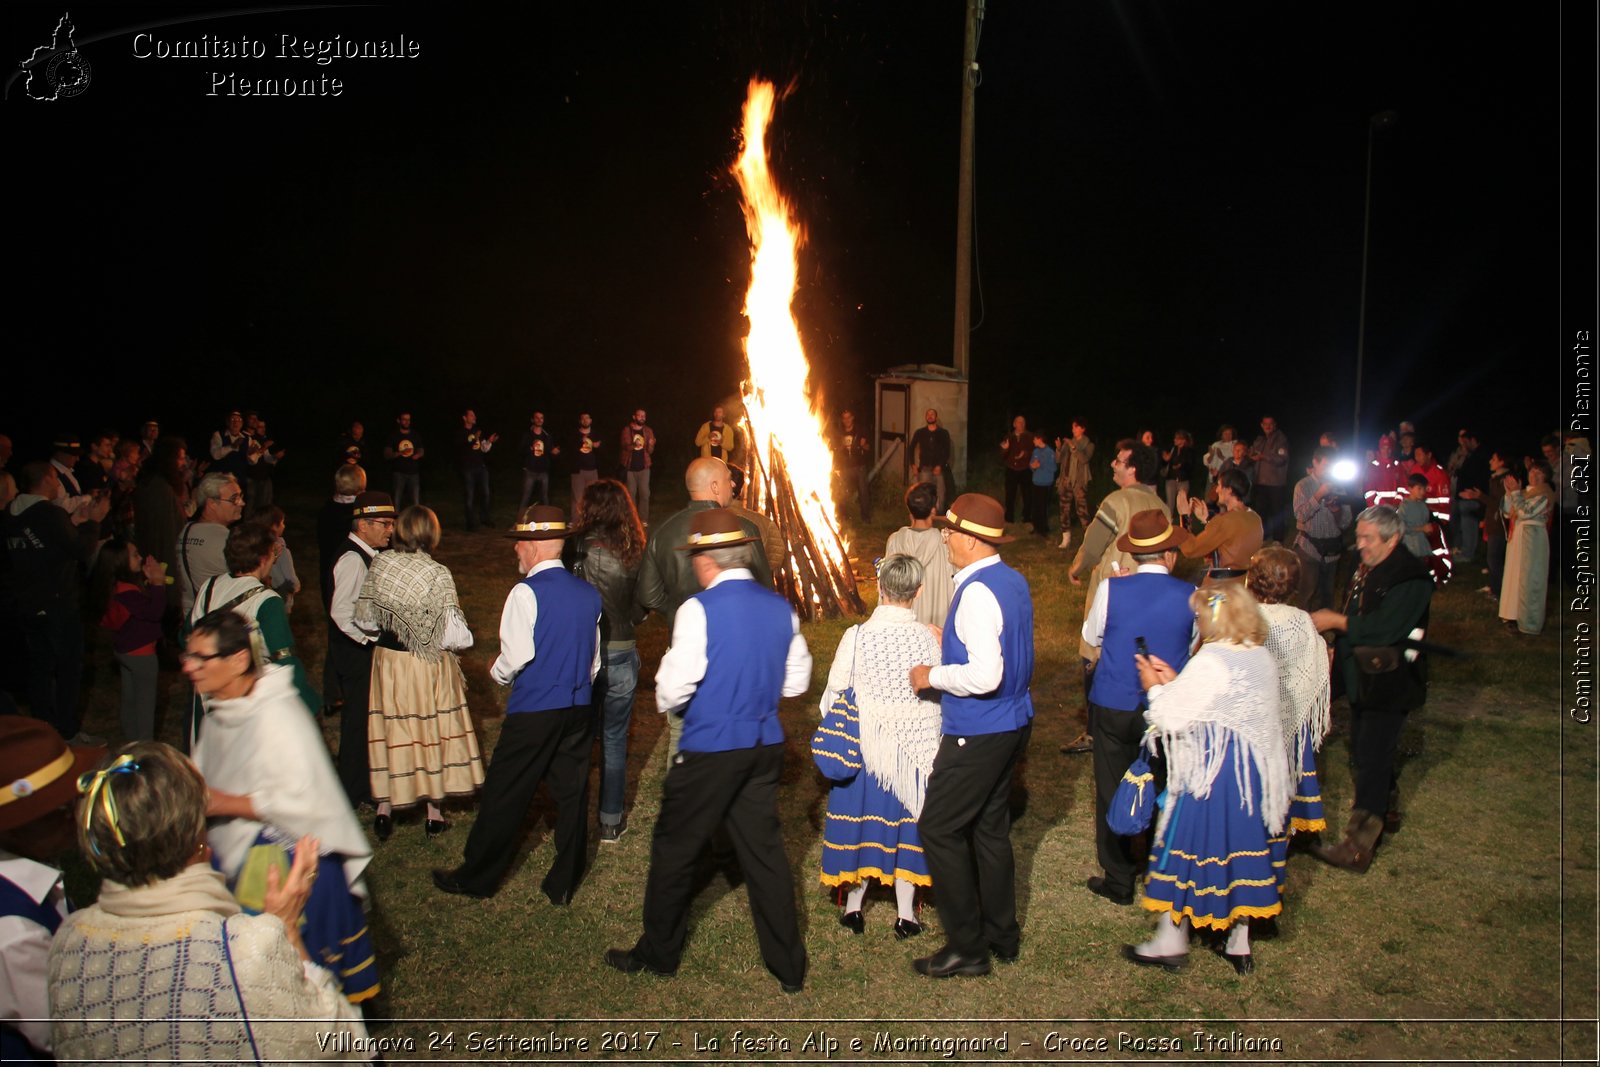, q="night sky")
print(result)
[5,1,1591,470]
